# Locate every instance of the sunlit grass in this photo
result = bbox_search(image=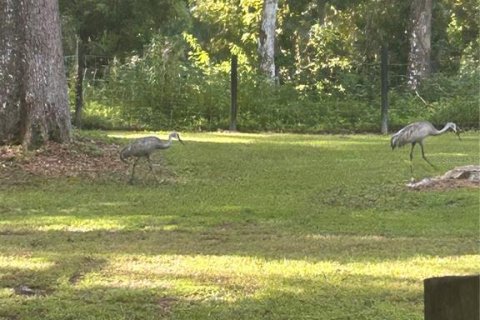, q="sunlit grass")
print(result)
[0,131,478,319]
[0,256,55,271]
